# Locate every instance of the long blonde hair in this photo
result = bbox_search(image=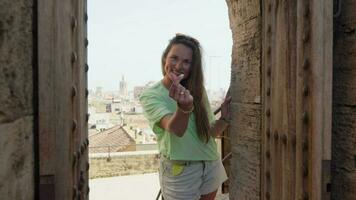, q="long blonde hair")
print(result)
[161,34,210,143]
